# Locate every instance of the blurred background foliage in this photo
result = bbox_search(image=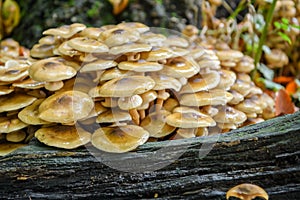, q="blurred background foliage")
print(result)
[10,0,242,48]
